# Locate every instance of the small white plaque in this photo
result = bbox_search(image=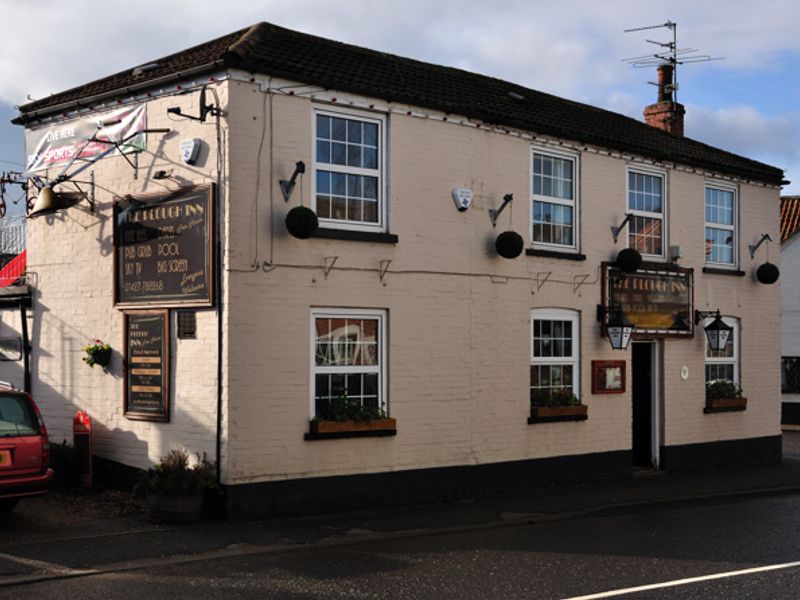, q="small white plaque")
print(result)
[180,138,202,165]
[452,188,473,212]
[680,366,689,381]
